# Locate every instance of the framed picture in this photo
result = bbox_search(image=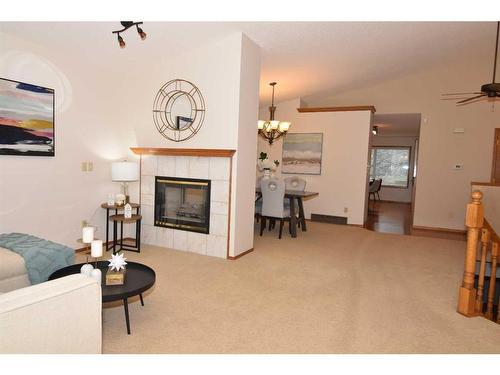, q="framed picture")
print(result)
[0,77,55,156]
[282,133,323,175]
